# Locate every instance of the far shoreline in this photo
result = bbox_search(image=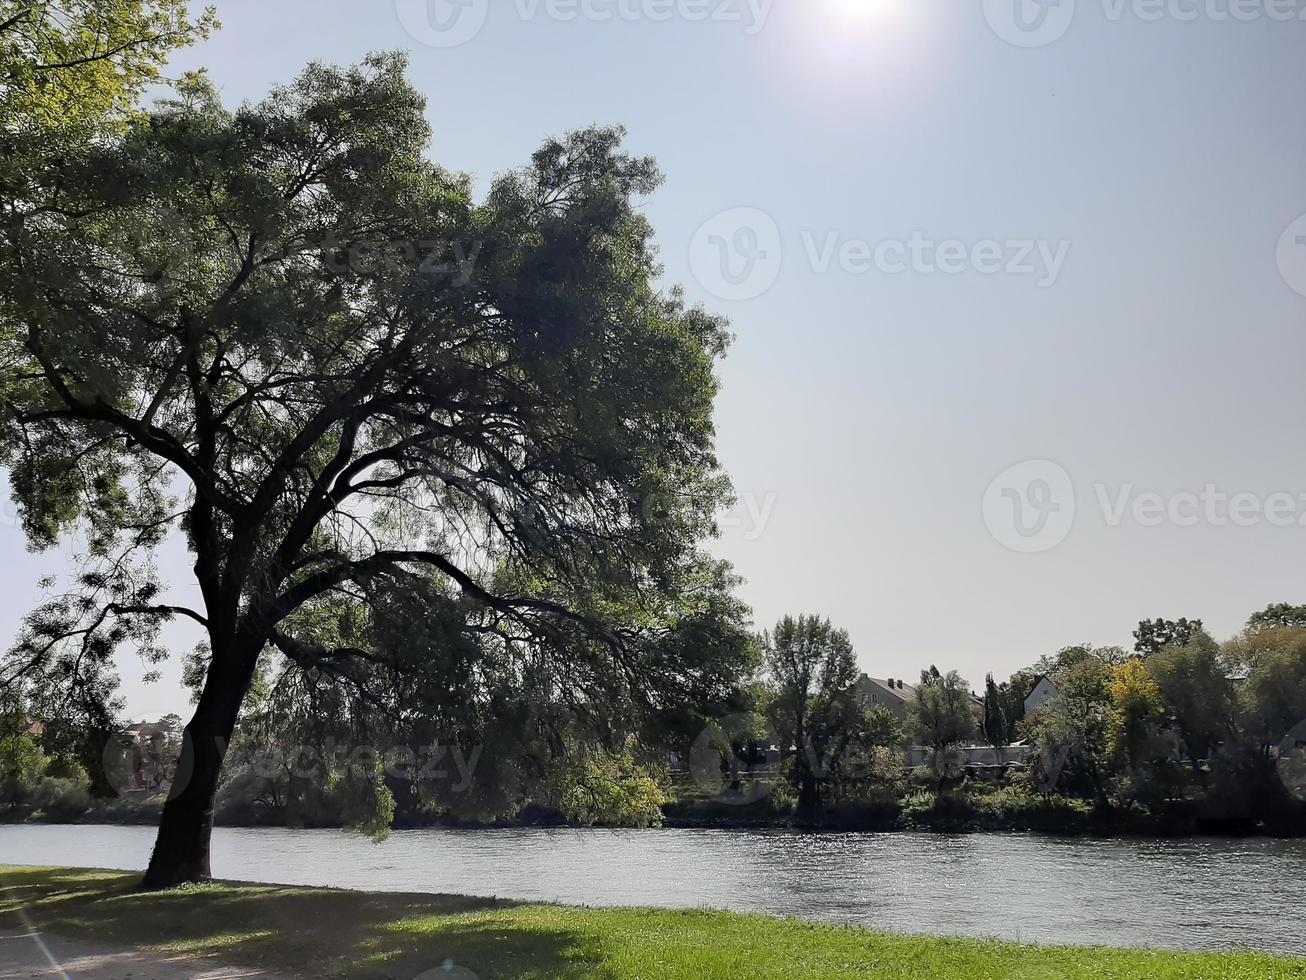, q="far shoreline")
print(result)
[6,810,1306,842]
[4,802,1303,840]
